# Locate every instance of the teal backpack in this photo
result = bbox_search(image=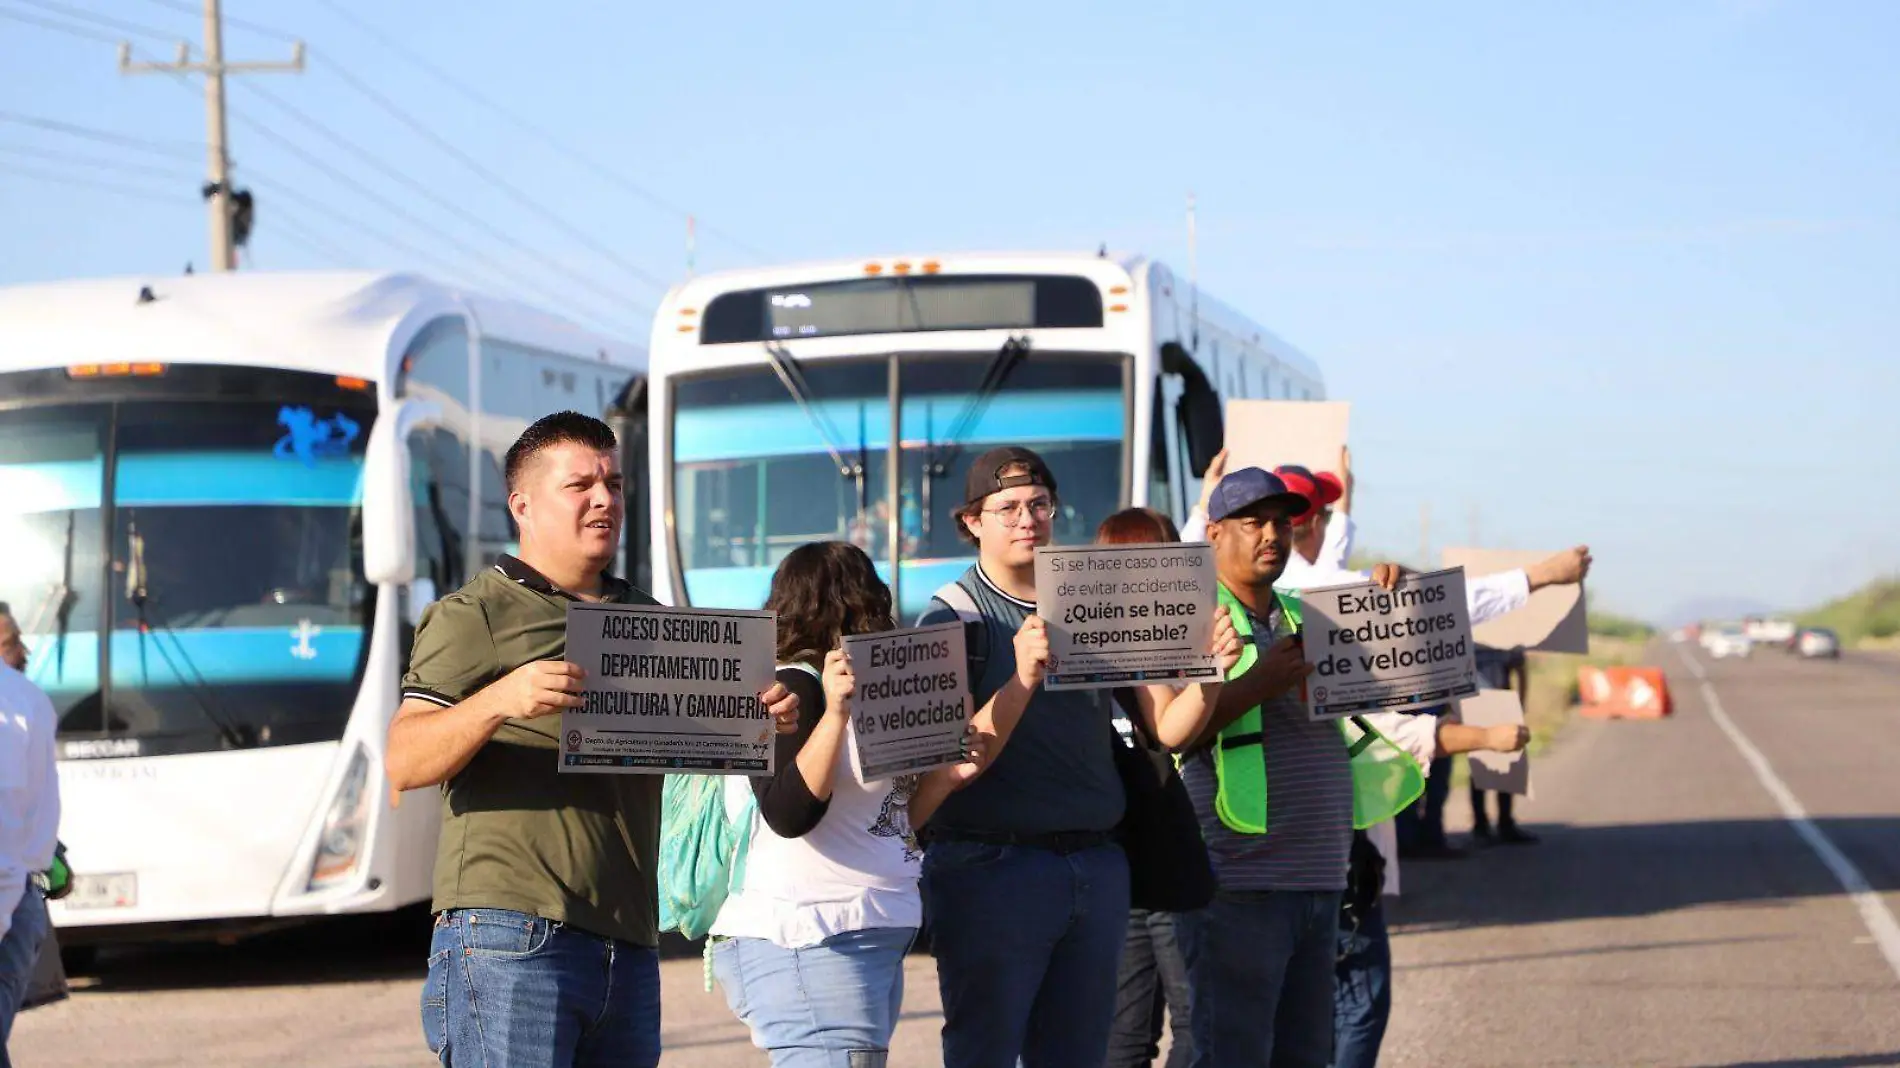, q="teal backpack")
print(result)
[657,663,813,975]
